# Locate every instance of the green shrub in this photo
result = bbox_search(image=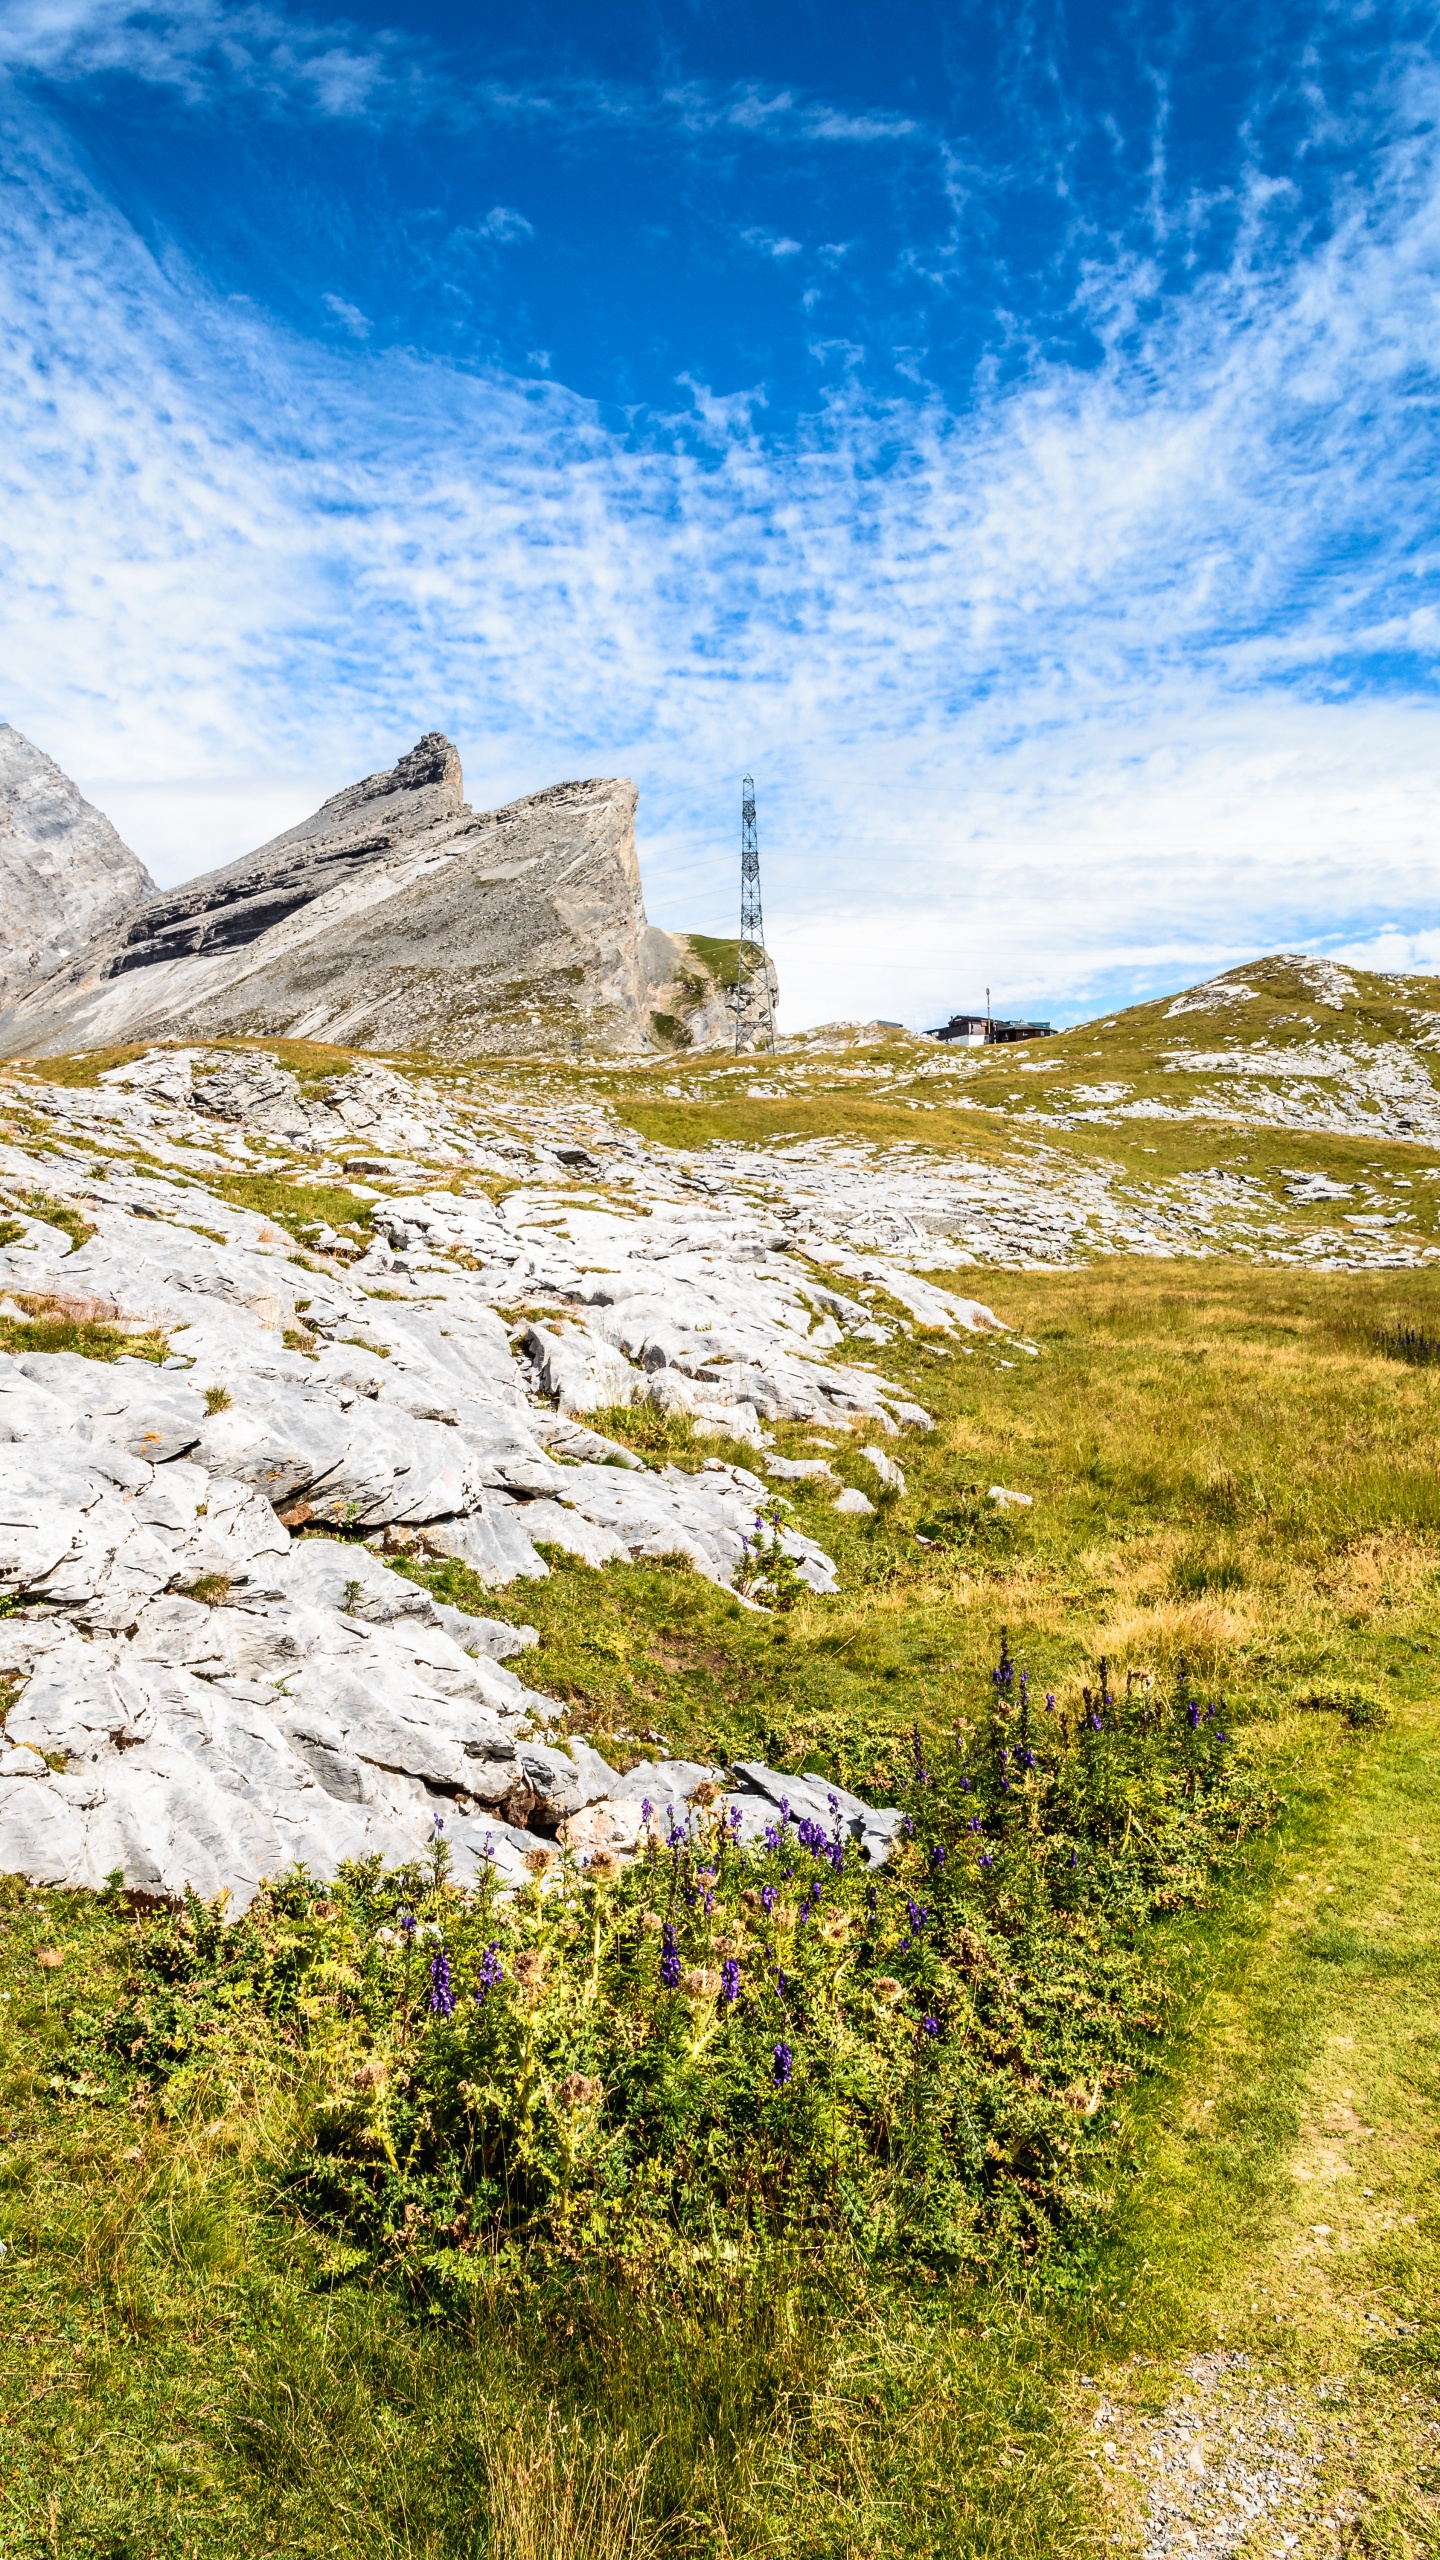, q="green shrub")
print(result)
[1292,1678,1392,1729]
[77,1637,1278,2297]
